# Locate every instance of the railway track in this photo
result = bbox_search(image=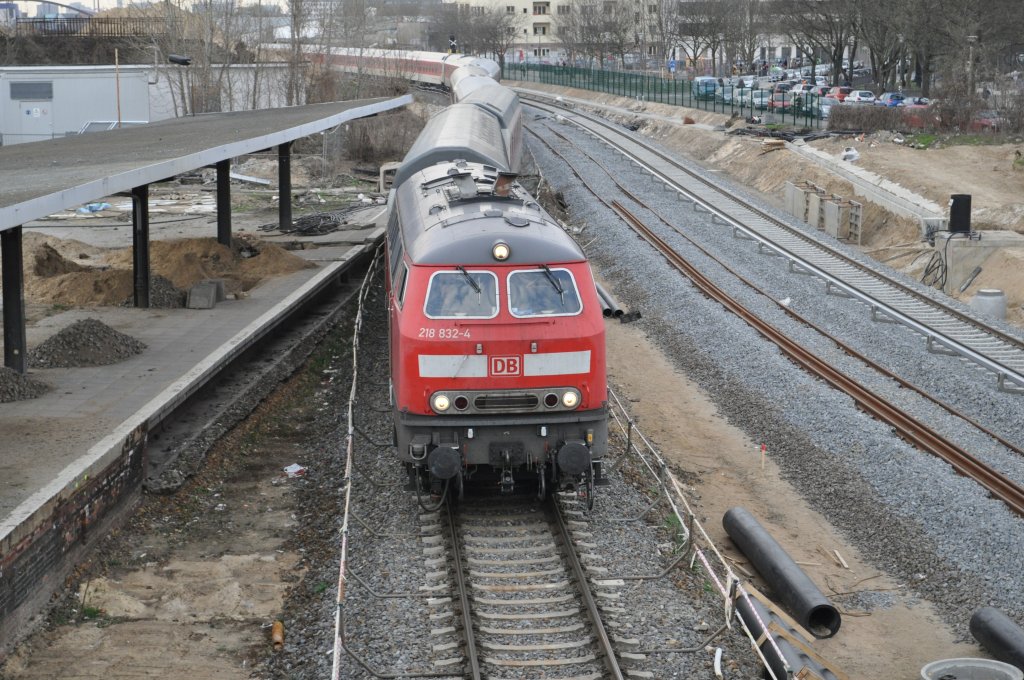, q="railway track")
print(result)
[522,96,1024,395]
[522,116,1024,517]
[426,495,627,679]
